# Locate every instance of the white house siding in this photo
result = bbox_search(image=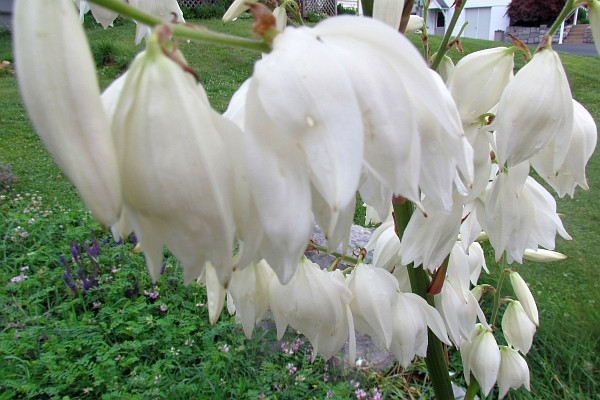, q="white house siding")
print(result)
[427,0,510,41]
